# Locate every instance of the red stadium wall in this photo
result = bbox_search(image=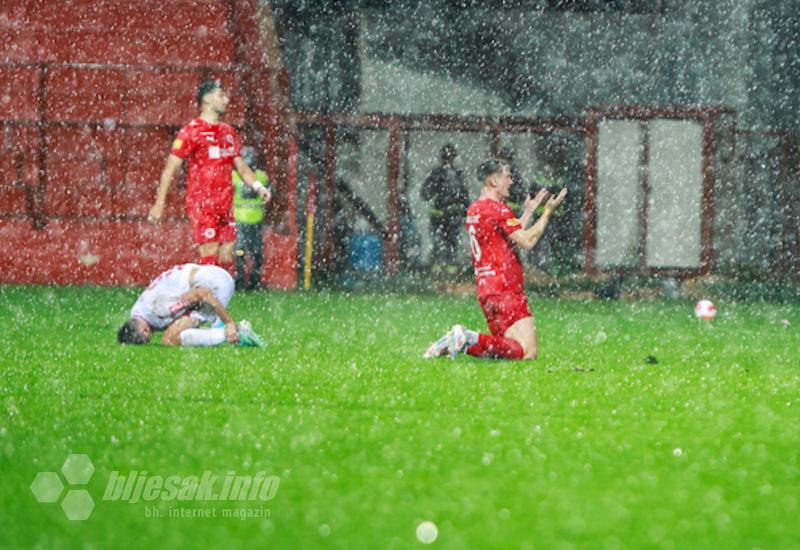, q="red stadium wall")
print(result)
[0,0,298,288]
